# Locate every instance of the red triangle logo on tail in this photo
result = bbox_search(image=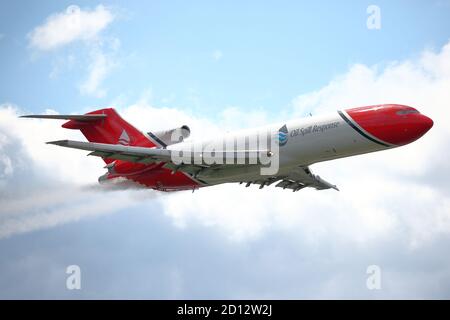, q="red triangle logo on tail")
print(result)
[118,129,130,145]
